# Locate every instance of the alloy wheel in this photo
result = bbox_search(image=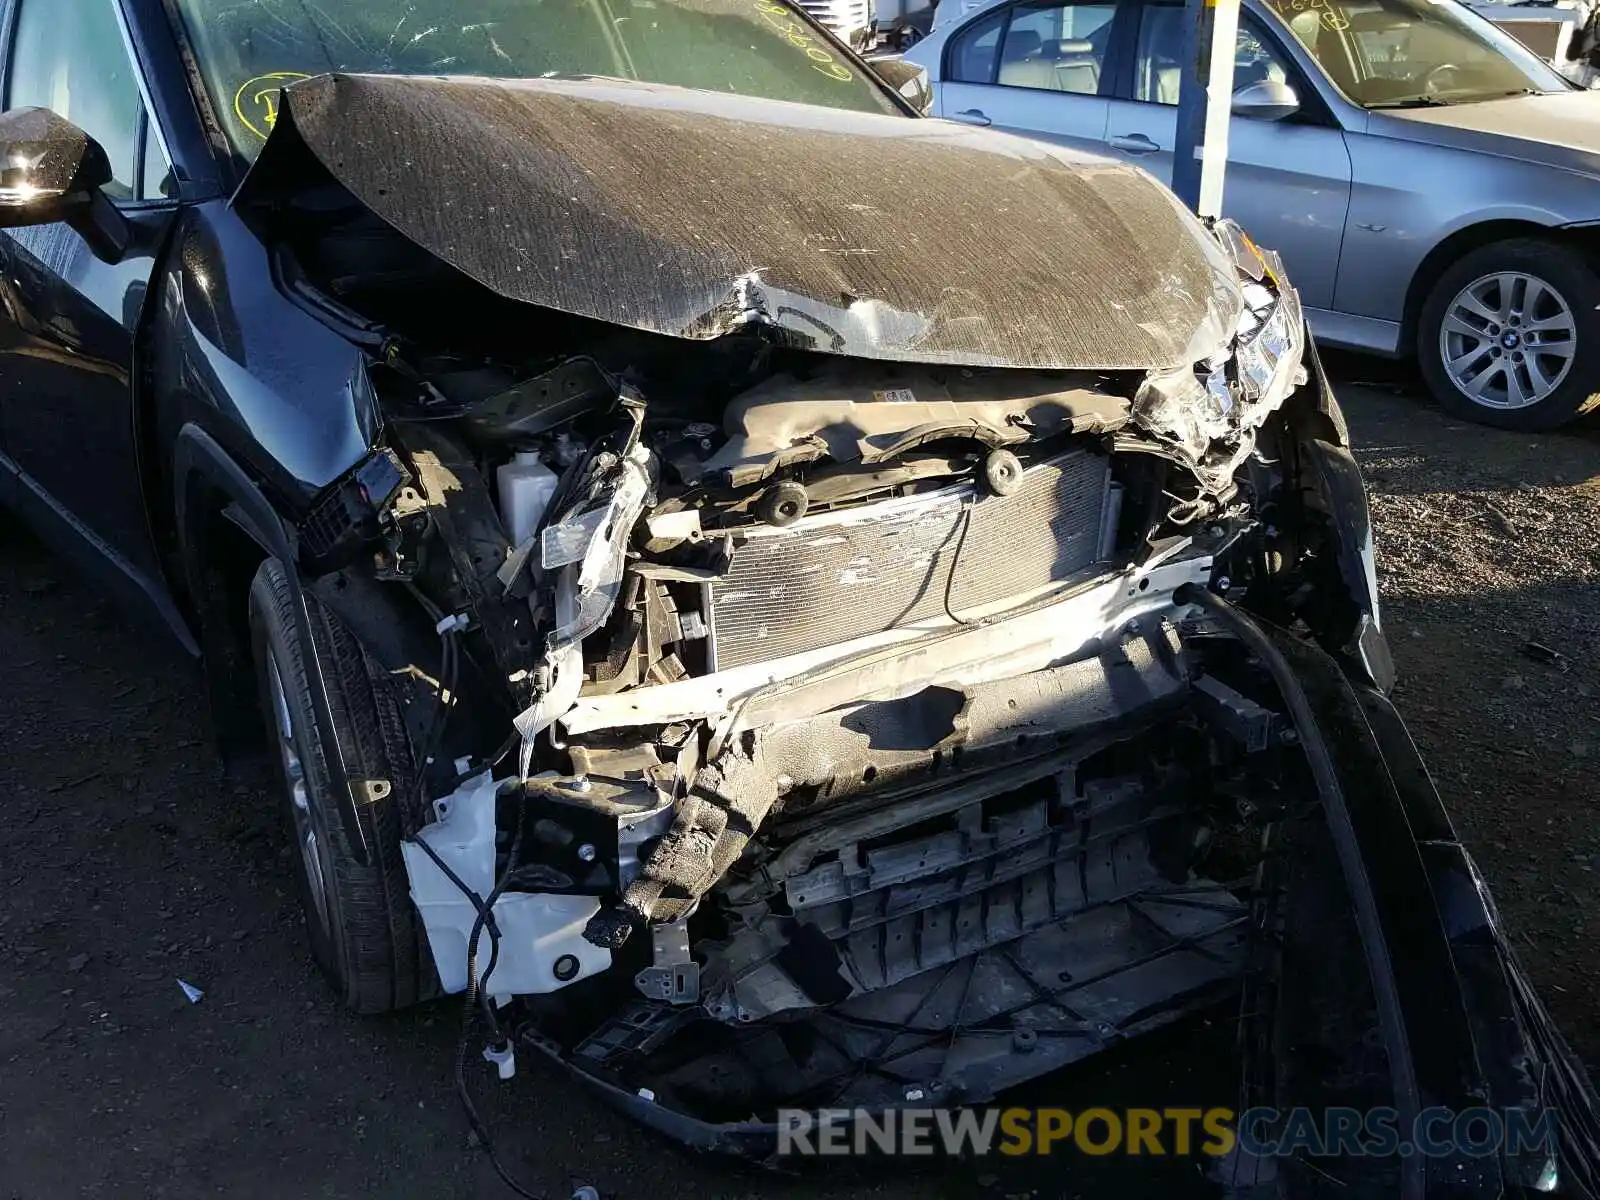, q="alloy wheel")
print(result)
[1439,271,1576,411]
